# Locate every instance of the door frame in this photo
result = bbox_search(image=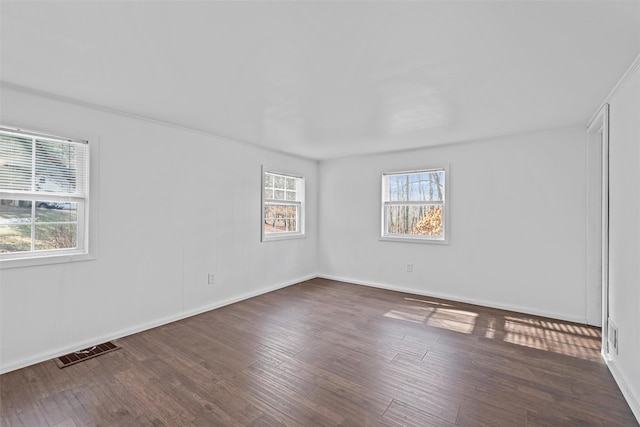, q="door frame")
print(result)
[586,103,609,351]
